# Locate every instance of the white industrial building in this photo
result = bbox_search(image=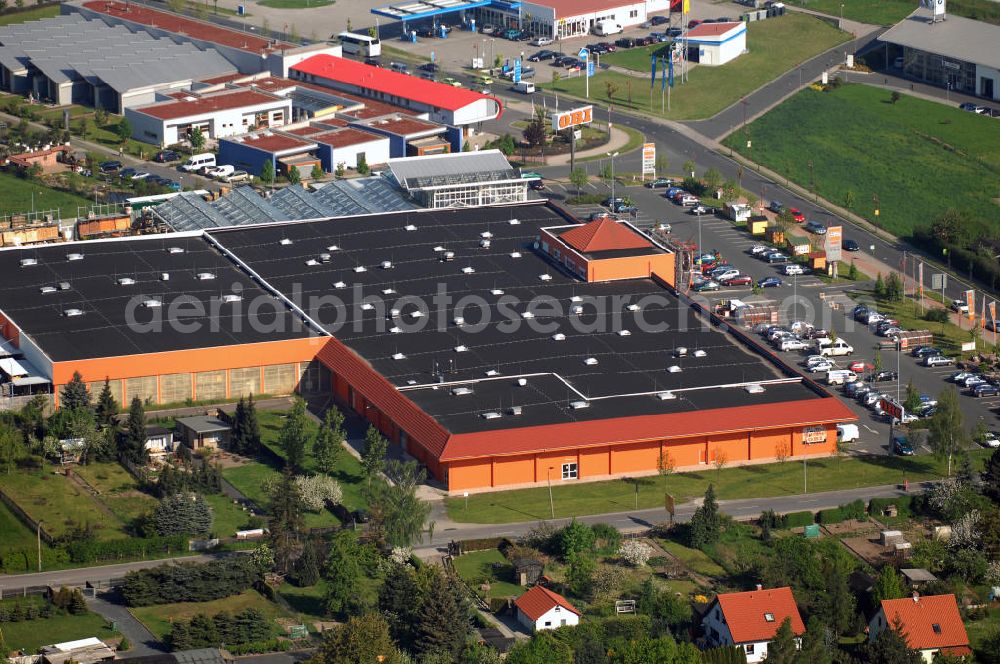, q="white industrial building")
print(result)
[475,0,671,40]
[126,88,292,147]
[685,21,747,66]
[387,150,529,208]
[878,7,1000,101]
